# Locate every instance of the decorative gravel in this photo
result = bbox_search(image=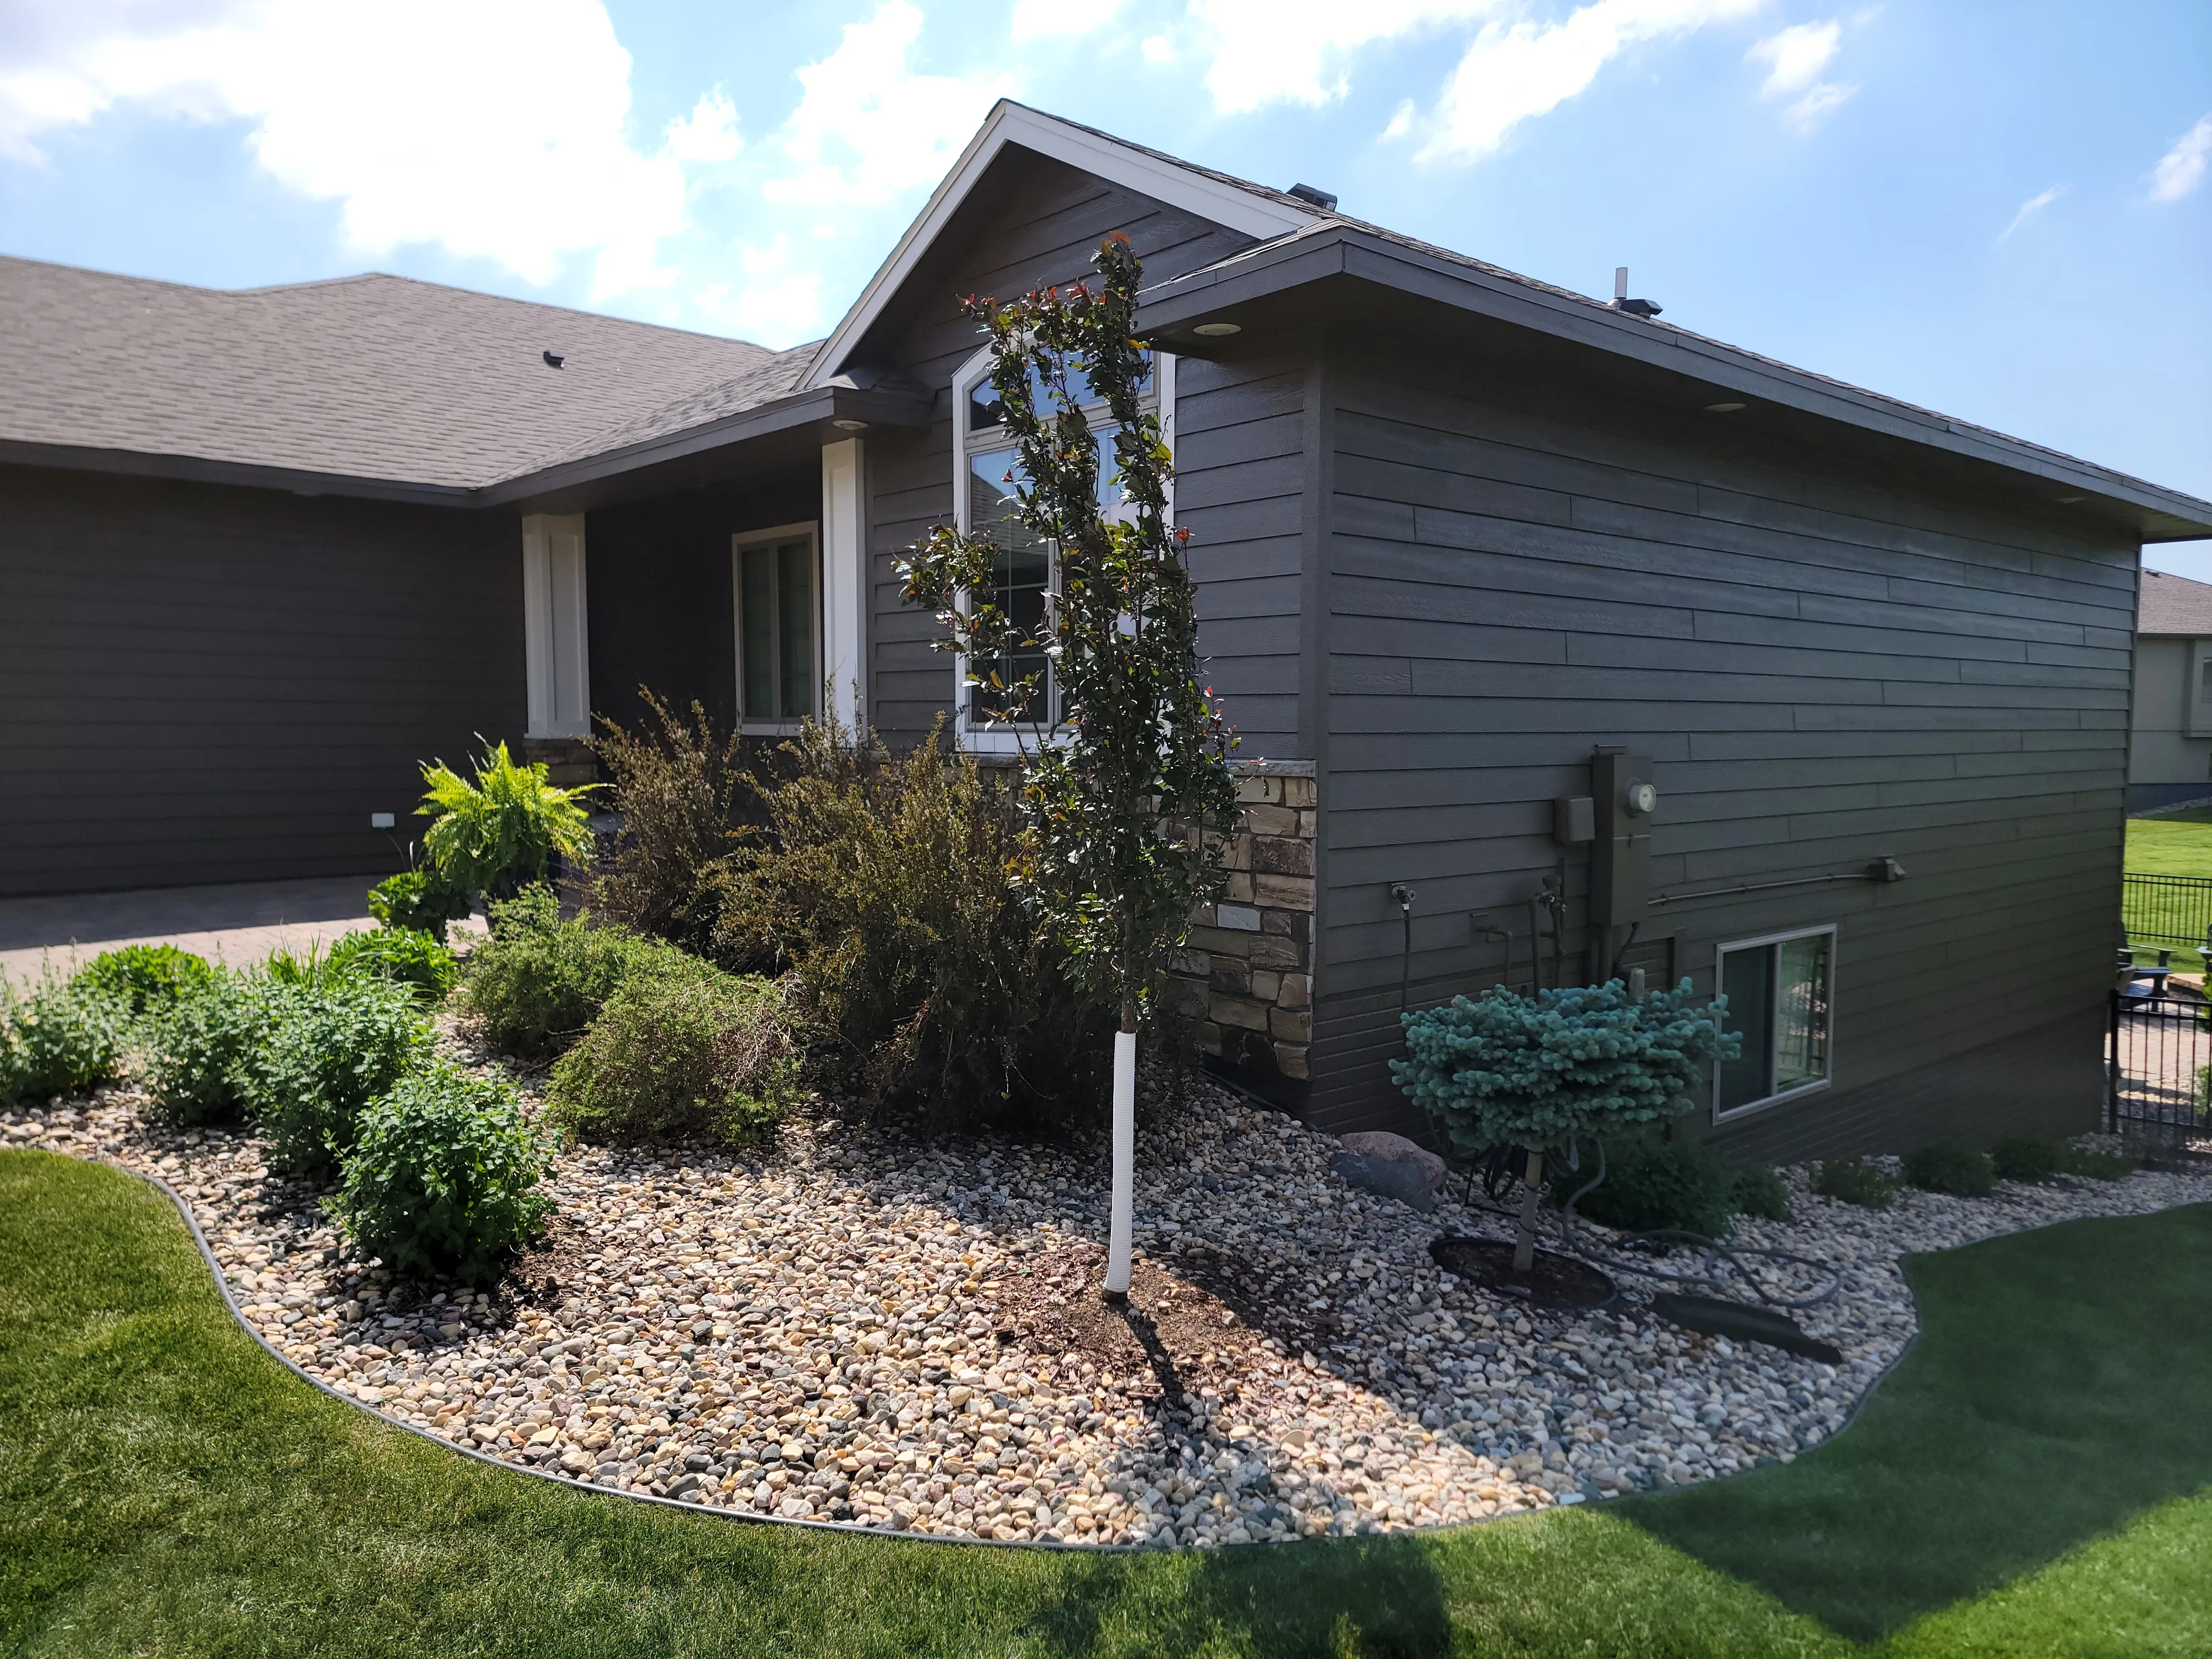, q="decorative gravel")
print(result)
[8,1038,2209,1548]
